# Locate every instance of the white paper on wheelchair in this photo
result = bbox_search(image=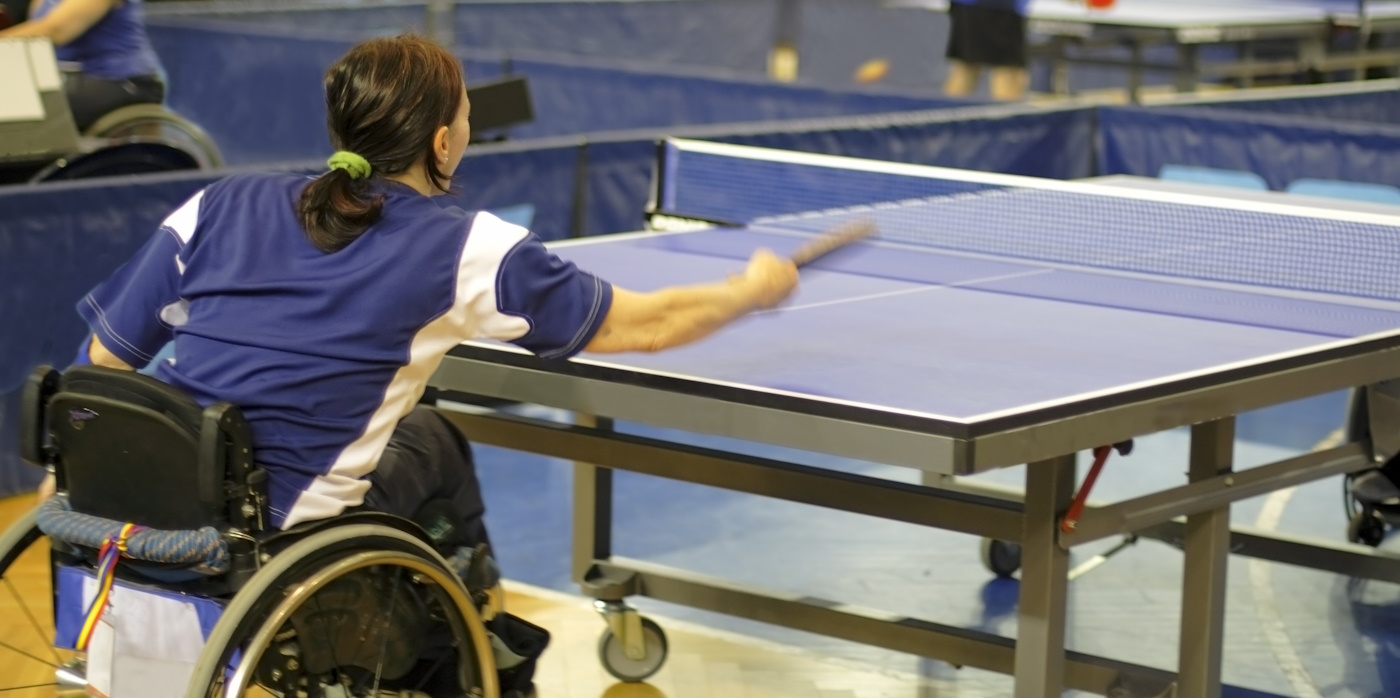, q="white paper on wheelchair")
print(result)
[58,566,216,698]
